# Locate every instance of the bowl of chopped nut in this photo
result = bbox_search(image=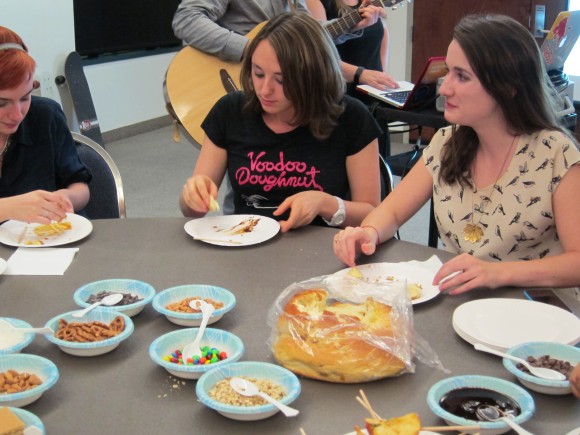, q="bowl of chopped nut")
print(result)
[0,353,59,407]
[43,310,133,357]
[74,279,156,317]
[503,341,580,395]
[196,361,301,421]
[152,284,236,327]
